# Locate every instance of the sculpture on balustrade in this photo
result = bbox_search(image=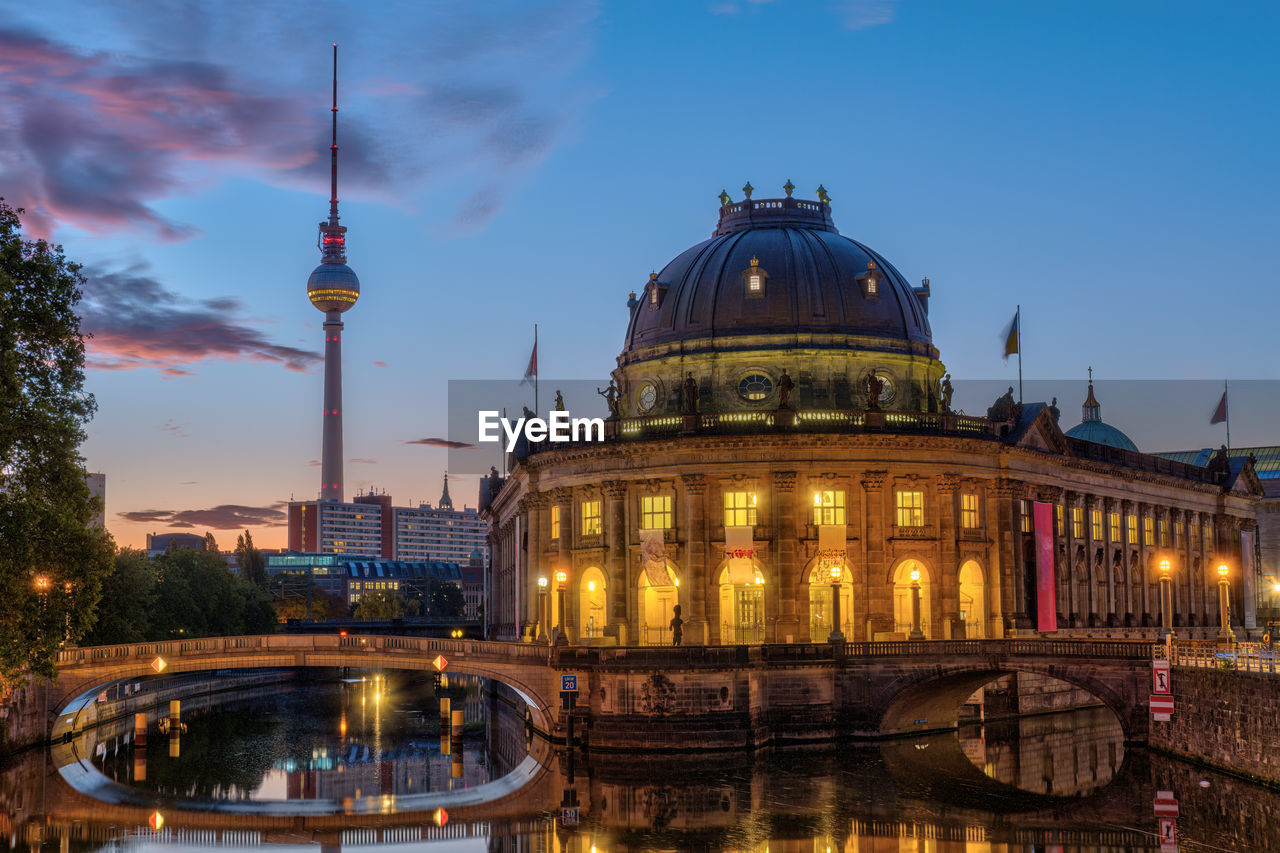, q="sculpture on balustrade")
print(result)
[682,372,699,414]
[865,372,884,410]
[597,380,620,419]
[941,373,954,412]
[777,369,795,409]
